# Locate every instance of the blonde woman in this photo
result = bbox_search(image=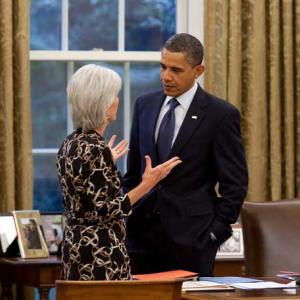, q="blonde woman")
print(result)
[56,64,181,280]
